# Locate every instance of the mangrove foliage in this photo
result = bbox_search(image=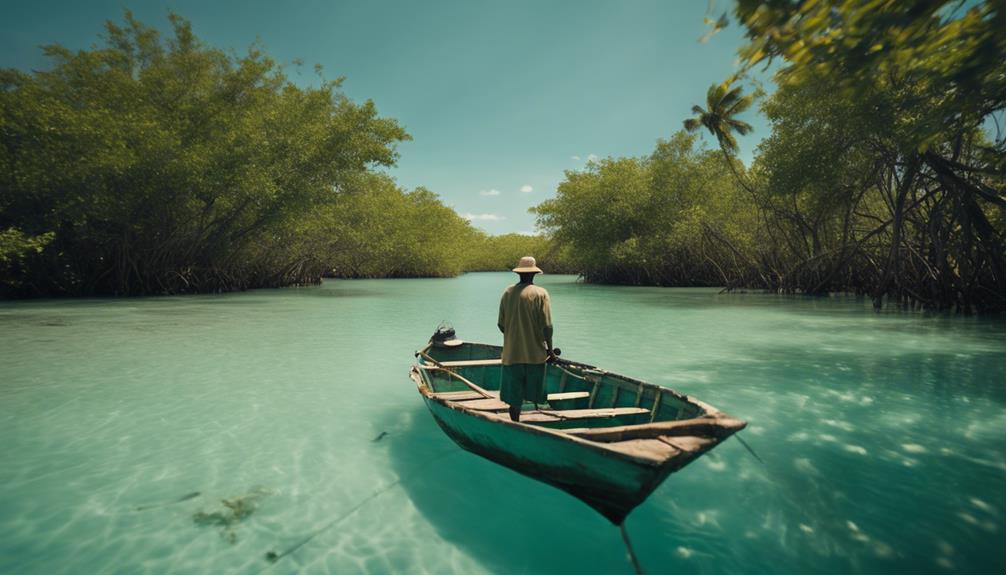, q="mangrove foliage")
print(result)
[536,0,1006,313]
[0,13,473,296]
[3,3,1003,315]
